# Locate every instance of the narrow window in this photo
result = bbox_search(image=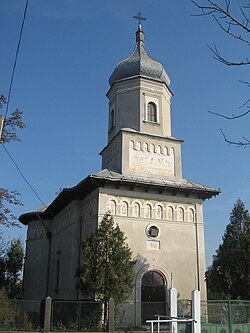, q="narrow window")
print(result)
[56,259,60,290]
[147,102,157,122]
[110,109,115,129]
